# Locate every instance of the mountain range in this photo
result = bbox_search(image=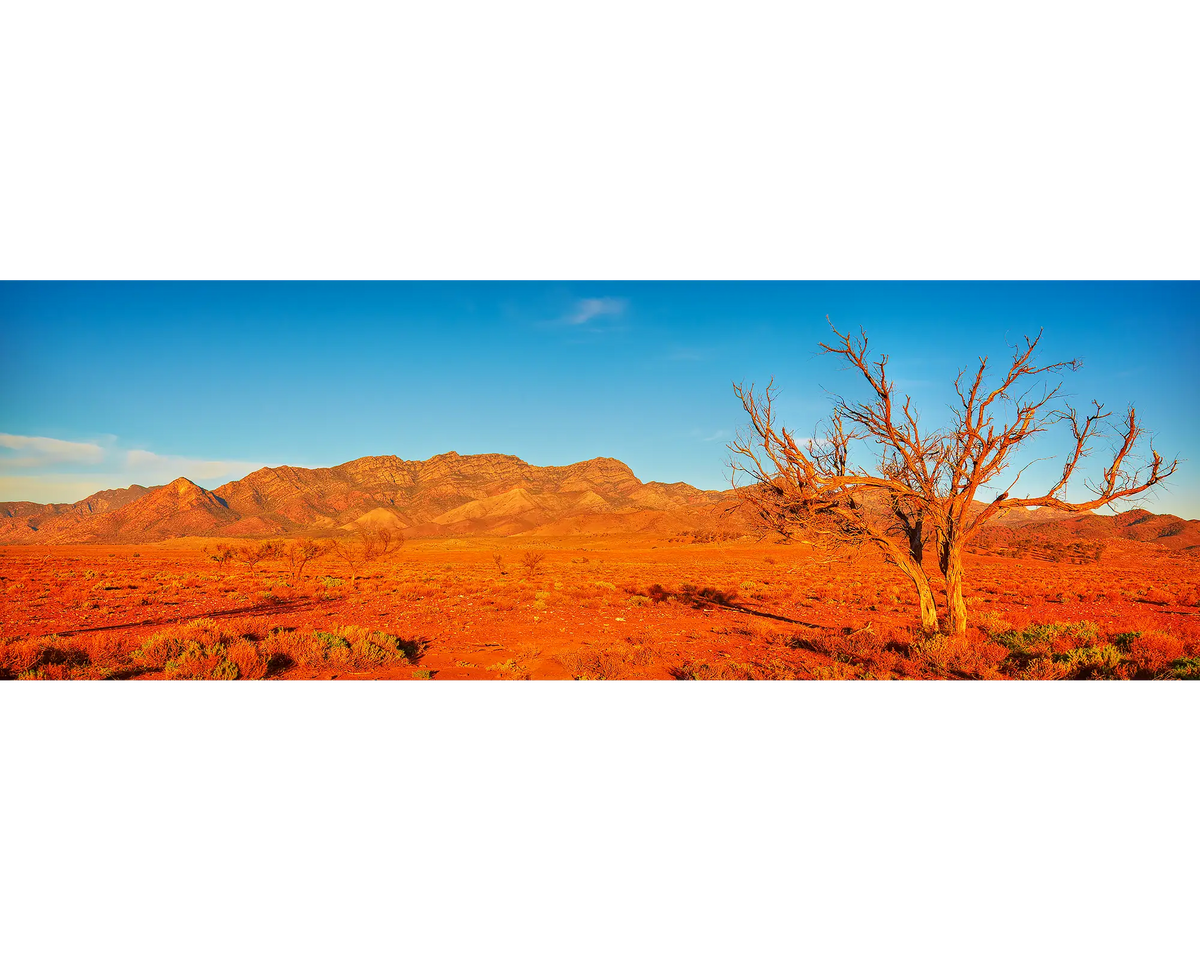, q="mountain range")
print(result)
[2,451,1197,549]
[0,452,732,544]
